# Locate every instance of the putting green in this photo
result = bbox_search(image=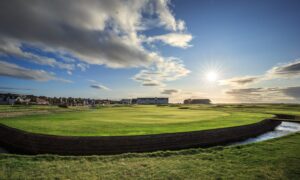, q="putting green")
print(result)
[0,105,272,136]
